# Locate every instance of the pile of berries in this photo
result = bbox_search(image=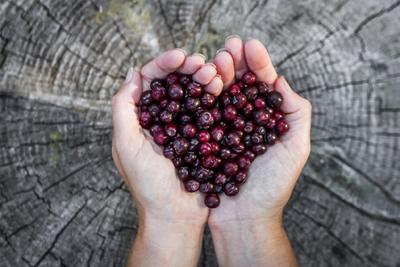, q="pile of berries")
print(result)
[139,71,289,208]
